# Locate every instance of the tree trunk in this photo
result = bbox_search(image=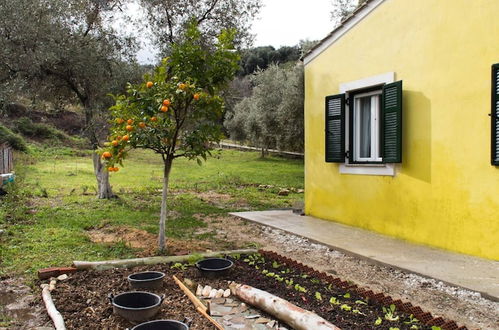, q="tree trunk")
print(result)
[230,283,340,330]
[83,99,115,199]
[158,157,173,252]
[92,152,115,199]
